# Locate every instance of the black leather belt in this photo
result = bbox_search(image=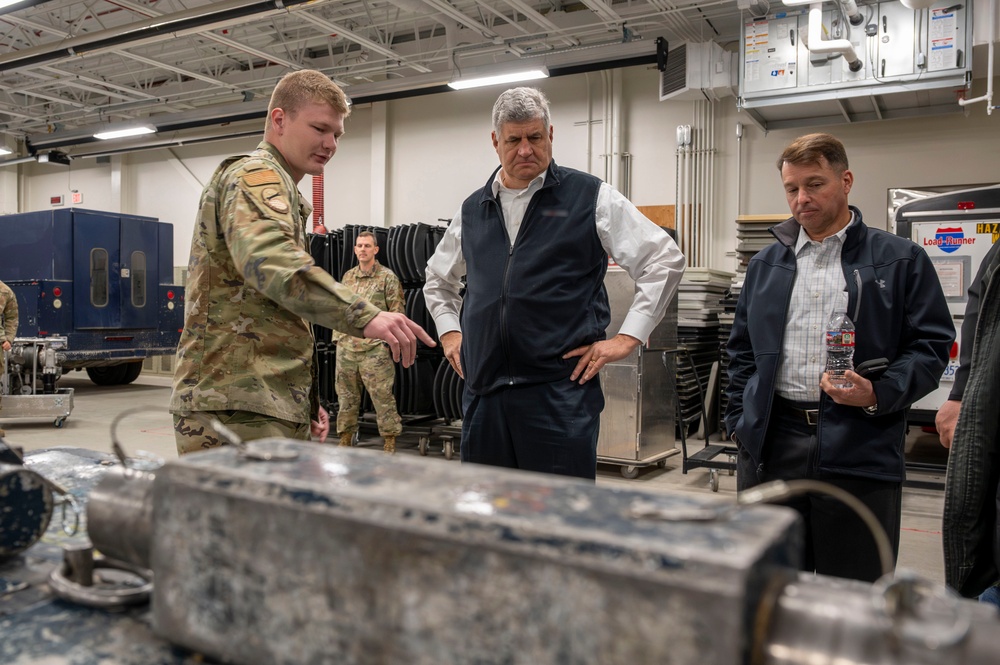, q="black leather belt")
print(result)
[774,395,820,426]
